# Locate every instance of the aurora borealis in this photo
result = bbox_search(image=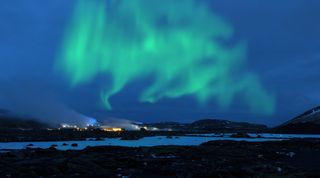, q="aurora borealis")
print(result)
[1,0,320,125]
[57,0,275,114]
